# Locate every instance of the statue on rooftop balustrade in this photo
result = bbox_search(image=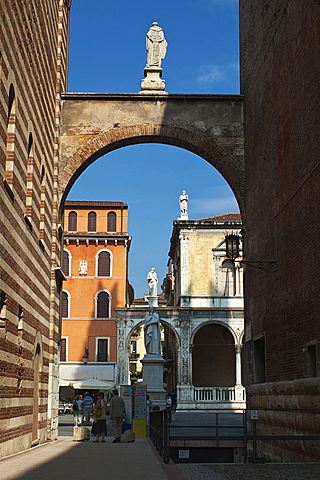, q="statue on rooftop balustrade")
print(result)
[179,190,188,218]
